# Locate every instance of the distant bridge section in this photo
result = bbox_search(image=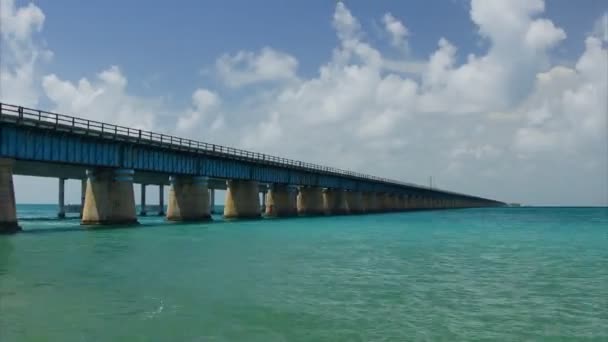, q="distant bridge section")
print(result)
[0,103,504,233]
